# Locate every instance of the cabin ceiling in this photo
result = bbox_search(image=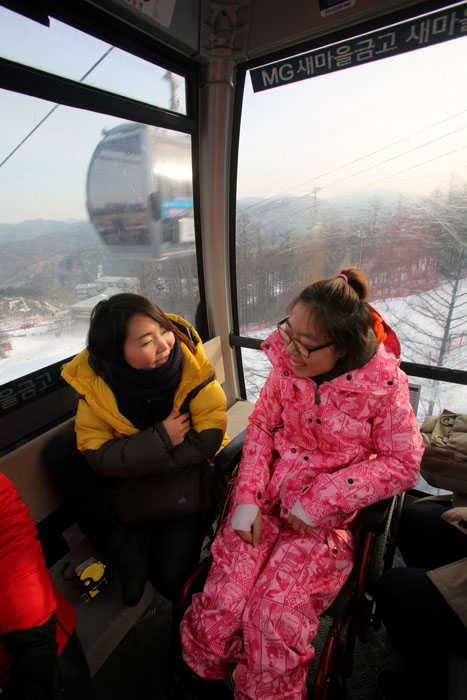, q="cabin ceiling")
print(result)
[84,0,445,62]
